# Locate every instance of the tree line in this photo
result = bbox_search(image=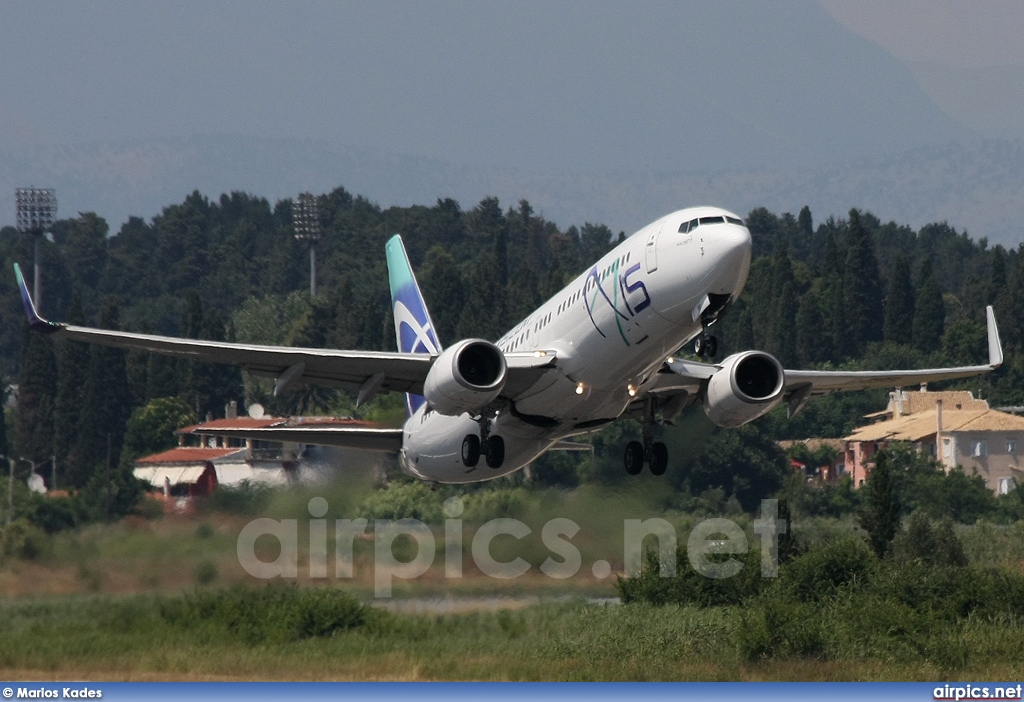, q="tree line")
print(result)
[1,187,1022,500]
